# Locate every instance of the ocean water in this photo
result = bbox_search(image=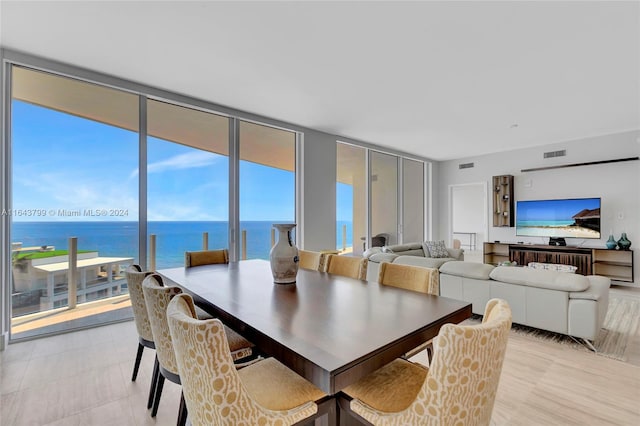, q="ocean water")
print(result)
[516,220,574,227]
[11,221,353,268]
